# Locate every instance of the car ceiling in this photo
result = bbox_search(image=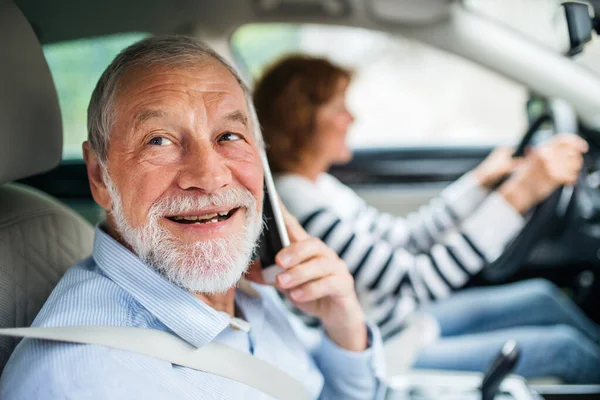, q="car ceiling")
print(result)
[15,0,231,44]
[14,0,451,44]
